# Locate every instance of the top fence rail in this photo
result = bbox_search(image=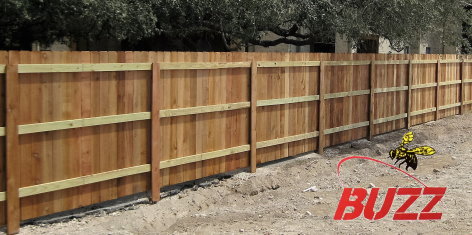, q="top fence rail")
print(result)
[7,58,471,74]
